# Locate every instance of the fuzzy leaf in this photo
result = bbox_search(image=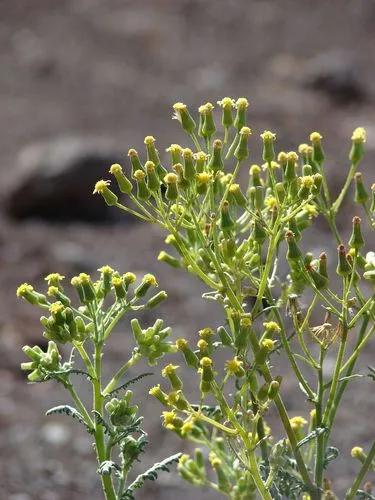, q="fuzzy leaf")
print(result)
[46,405,93,433]
[92,410,114,436]
[106,372,153,397]
[97,460,121,476]
[368,366,375,381]
[356,490,375,499]
[323,446,339,469]
[297,427,327,449]
[121,453,182,499]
